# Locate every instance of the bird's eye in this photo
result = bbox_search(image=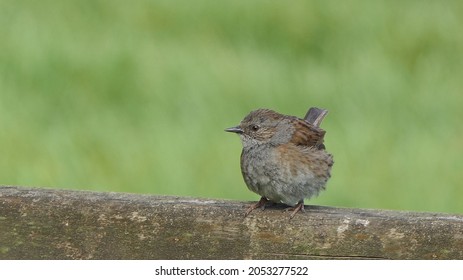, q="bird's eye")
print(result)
[250,124,260,131]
